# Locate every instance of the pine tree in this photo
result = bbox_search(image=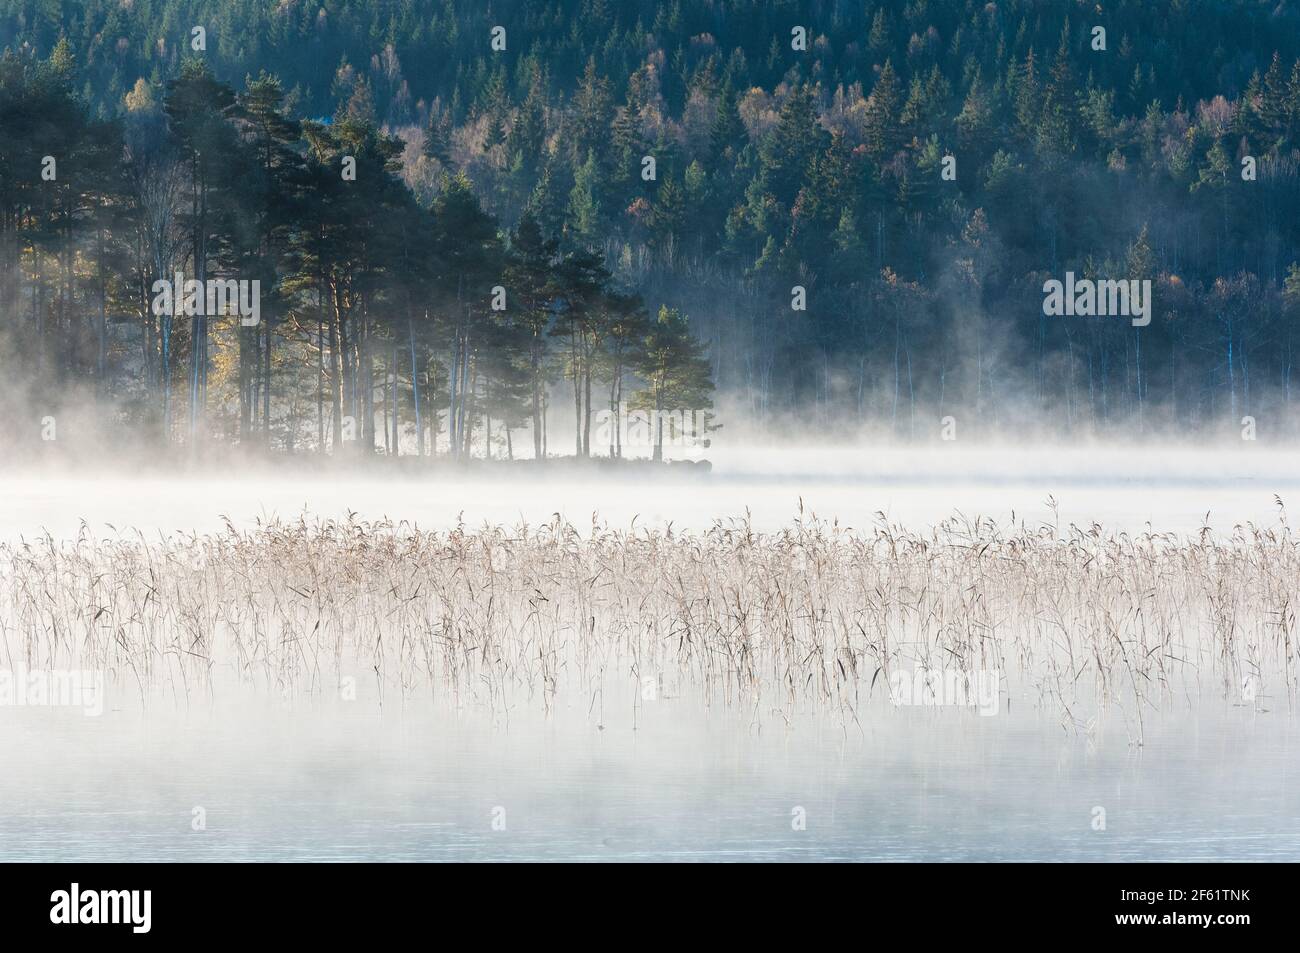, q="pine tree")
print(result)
[550,247,610,456]
[709,81,745,167]
[956,69,994,155]
[570,58,614,168]
[869,9,891,58]
[234,71,303,443]
[506,212,559,458]
[423,107,454,167]
[505,78,546,168]
[1260,53,1289,143]
[649,174,685,258]
[1127,223,1155,280]
[1014,49,1040,140]
[759,84,830,209]
[598,291,649,457]
[482,110,506,154]
[632,305,715,462]
[863,61,901,161]
[566,150,603,249]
